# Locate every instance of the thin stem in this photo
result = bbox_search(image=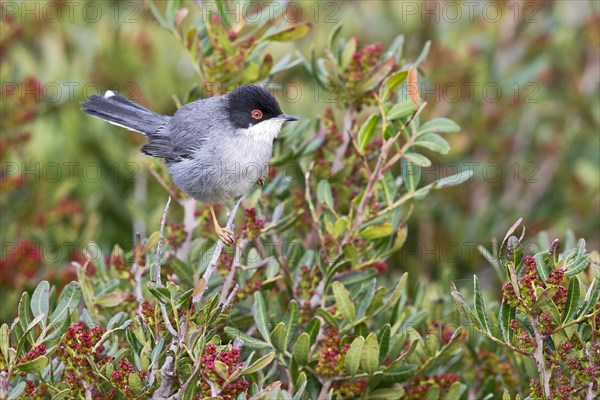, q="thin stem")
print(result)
[154,196,172,285]
[193,196,244,305]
